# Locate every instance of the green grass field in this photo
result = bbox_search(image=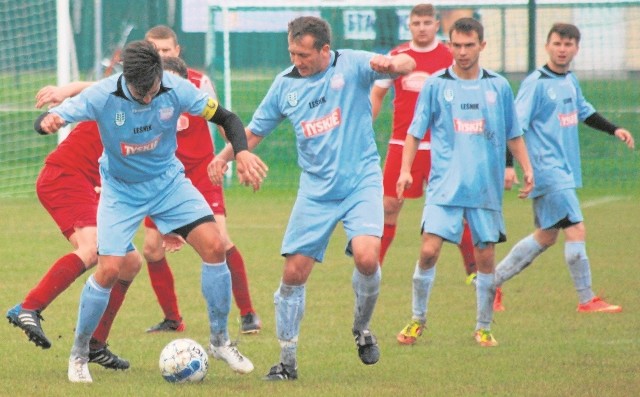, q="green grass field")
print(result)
[1,188,639,397]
